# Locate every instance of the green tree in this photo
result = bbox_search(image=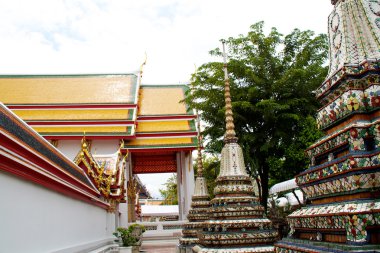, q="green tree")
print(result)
[159,174,178,205]
[184,22,327,209]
